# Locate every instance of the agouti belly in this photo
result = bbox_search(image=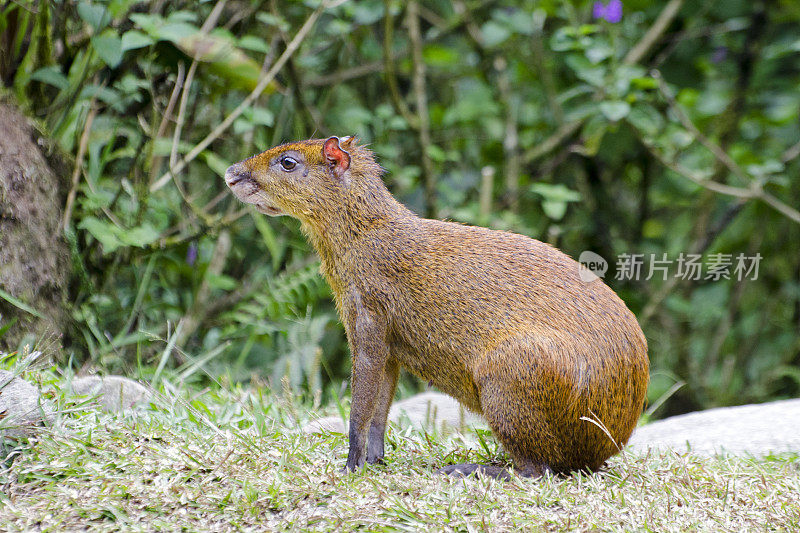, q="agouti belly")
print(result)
[387,336,483,412]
